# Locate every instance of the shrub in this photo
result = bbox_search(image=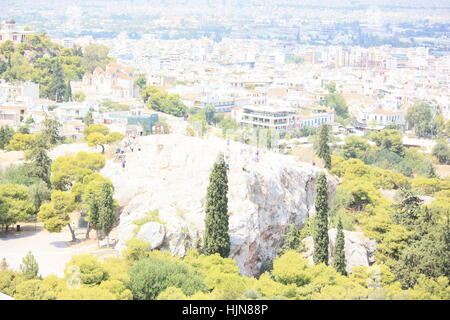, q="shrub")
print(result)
[128,256,207,300]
